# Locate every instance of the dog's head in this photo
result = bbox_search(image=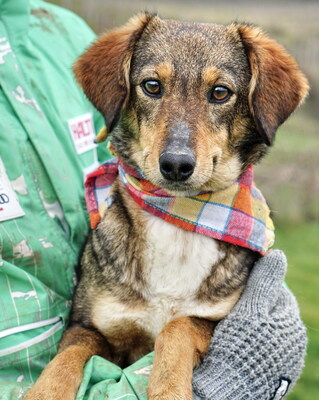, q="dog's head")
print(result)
[74,14,308,193]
